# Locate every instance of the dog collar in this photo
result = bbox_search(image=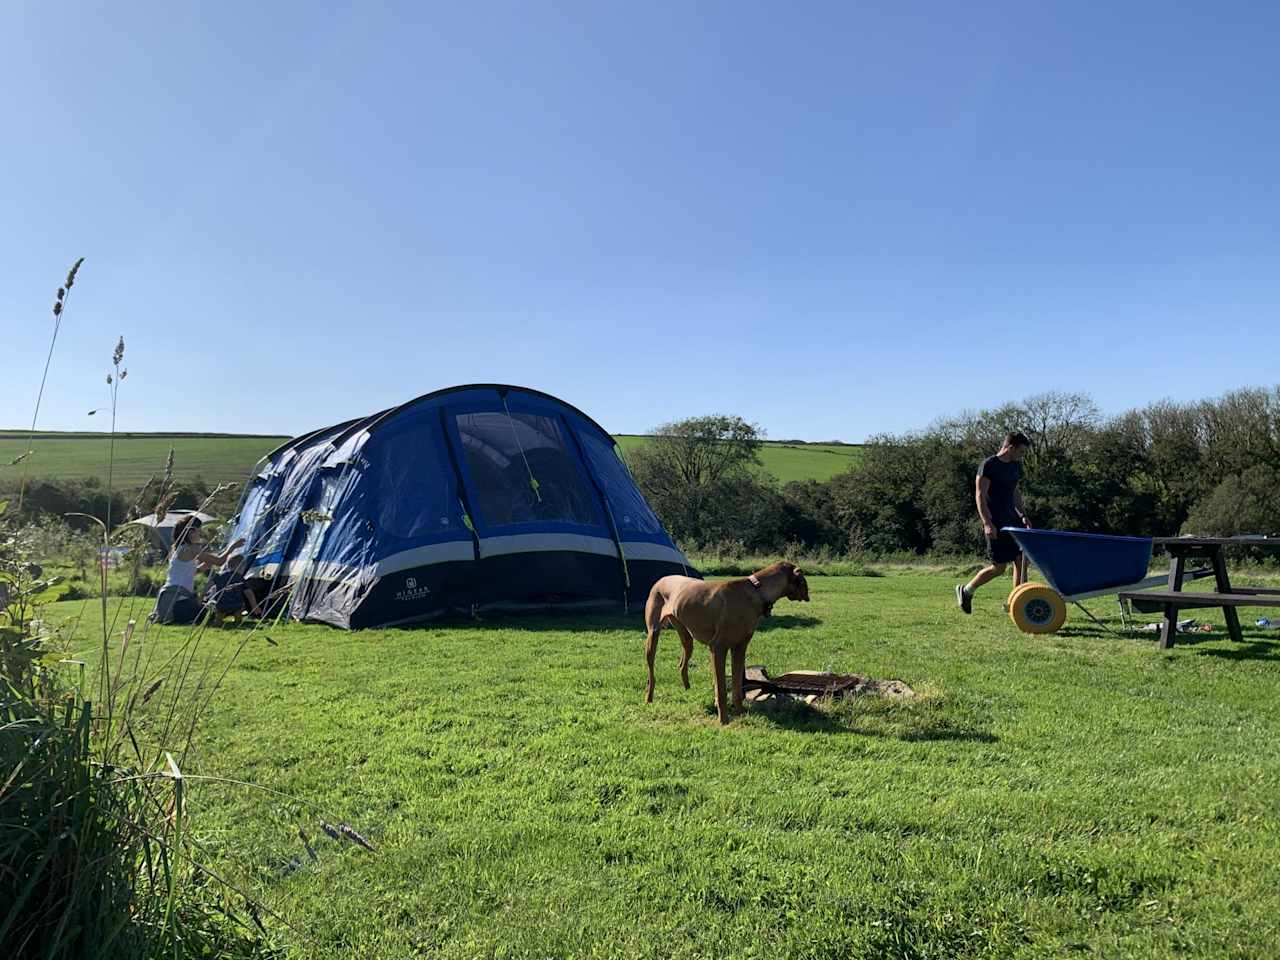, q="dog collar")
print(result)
[747,574,773,616]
